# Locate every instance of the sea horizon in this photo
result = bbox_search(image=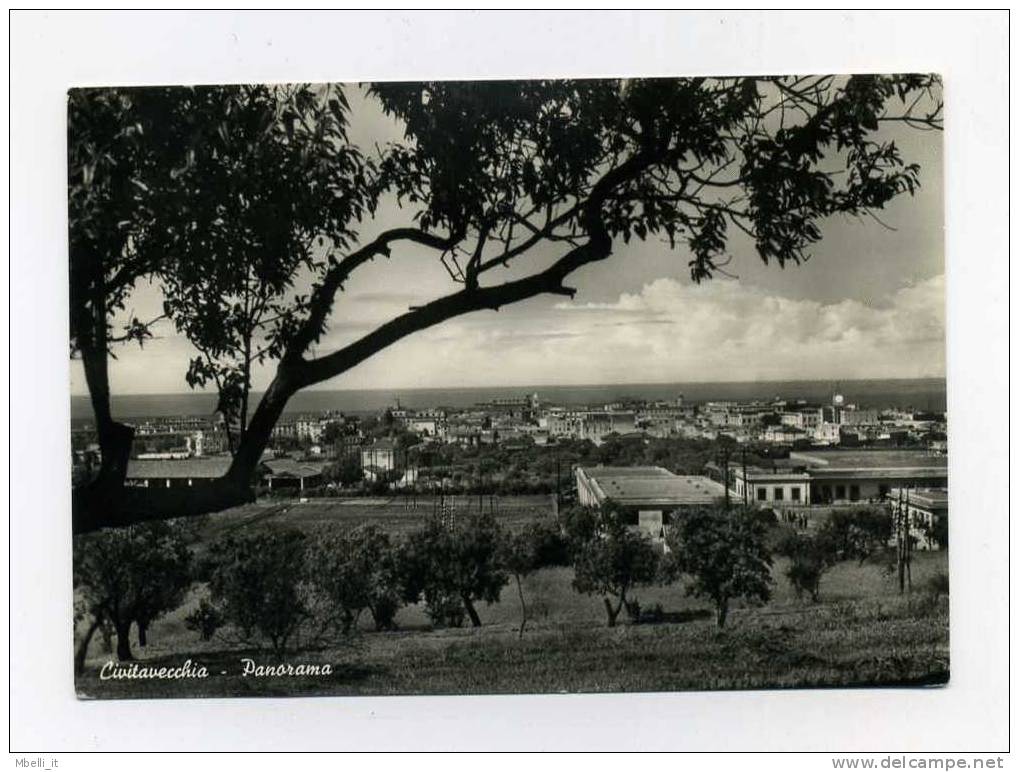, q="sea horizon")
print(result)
[70,376,948,421]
